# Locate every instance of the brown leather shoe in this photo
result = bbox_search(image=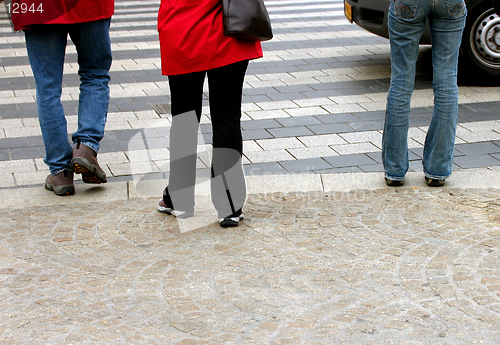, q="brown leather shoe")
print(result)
[70,141,107,184]
[45,170,75,196]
